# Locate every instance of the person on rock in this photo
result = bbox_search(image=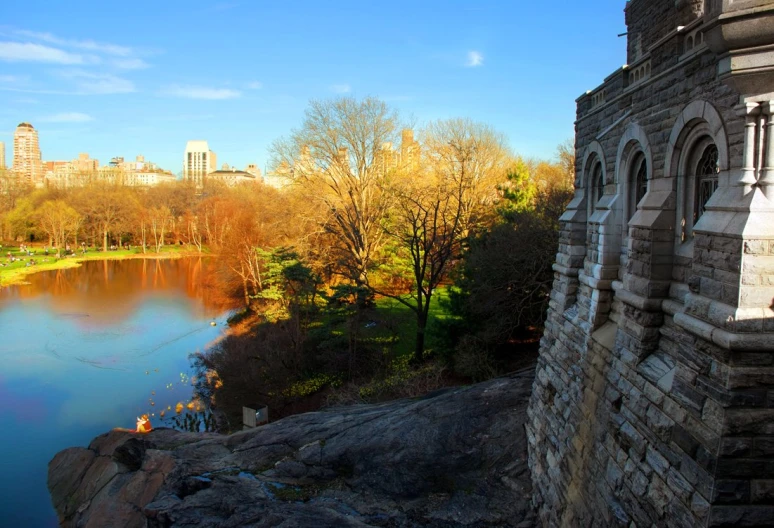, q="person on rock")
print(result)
[135,414,152,433]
